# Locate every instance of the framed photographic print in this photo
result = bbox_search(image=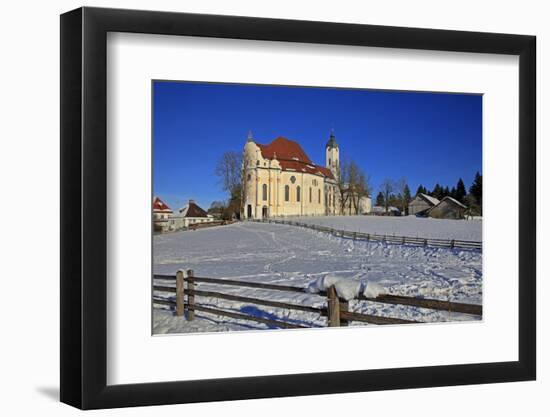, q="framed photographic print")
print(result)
[60,6,536,409]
